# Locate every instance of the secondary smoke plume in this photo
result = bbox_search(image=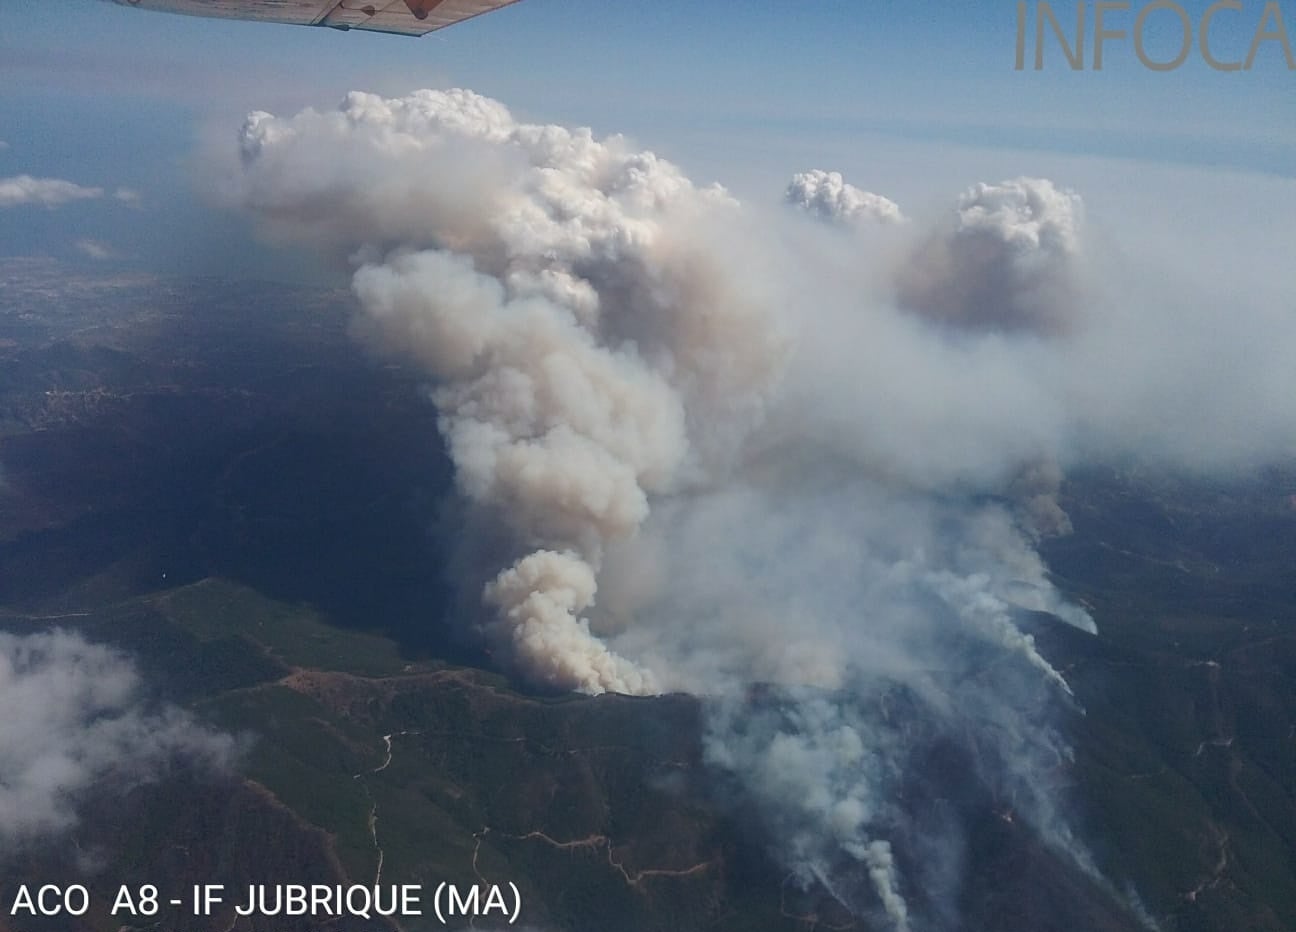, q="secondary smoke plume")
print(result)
[0,630,235,848]
[785,169,906,225]
[896,176,1084,335]
[221,87,1293,928]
